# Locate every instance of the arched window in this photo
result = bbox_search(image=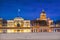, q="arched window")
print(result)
[17,23,20,27]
